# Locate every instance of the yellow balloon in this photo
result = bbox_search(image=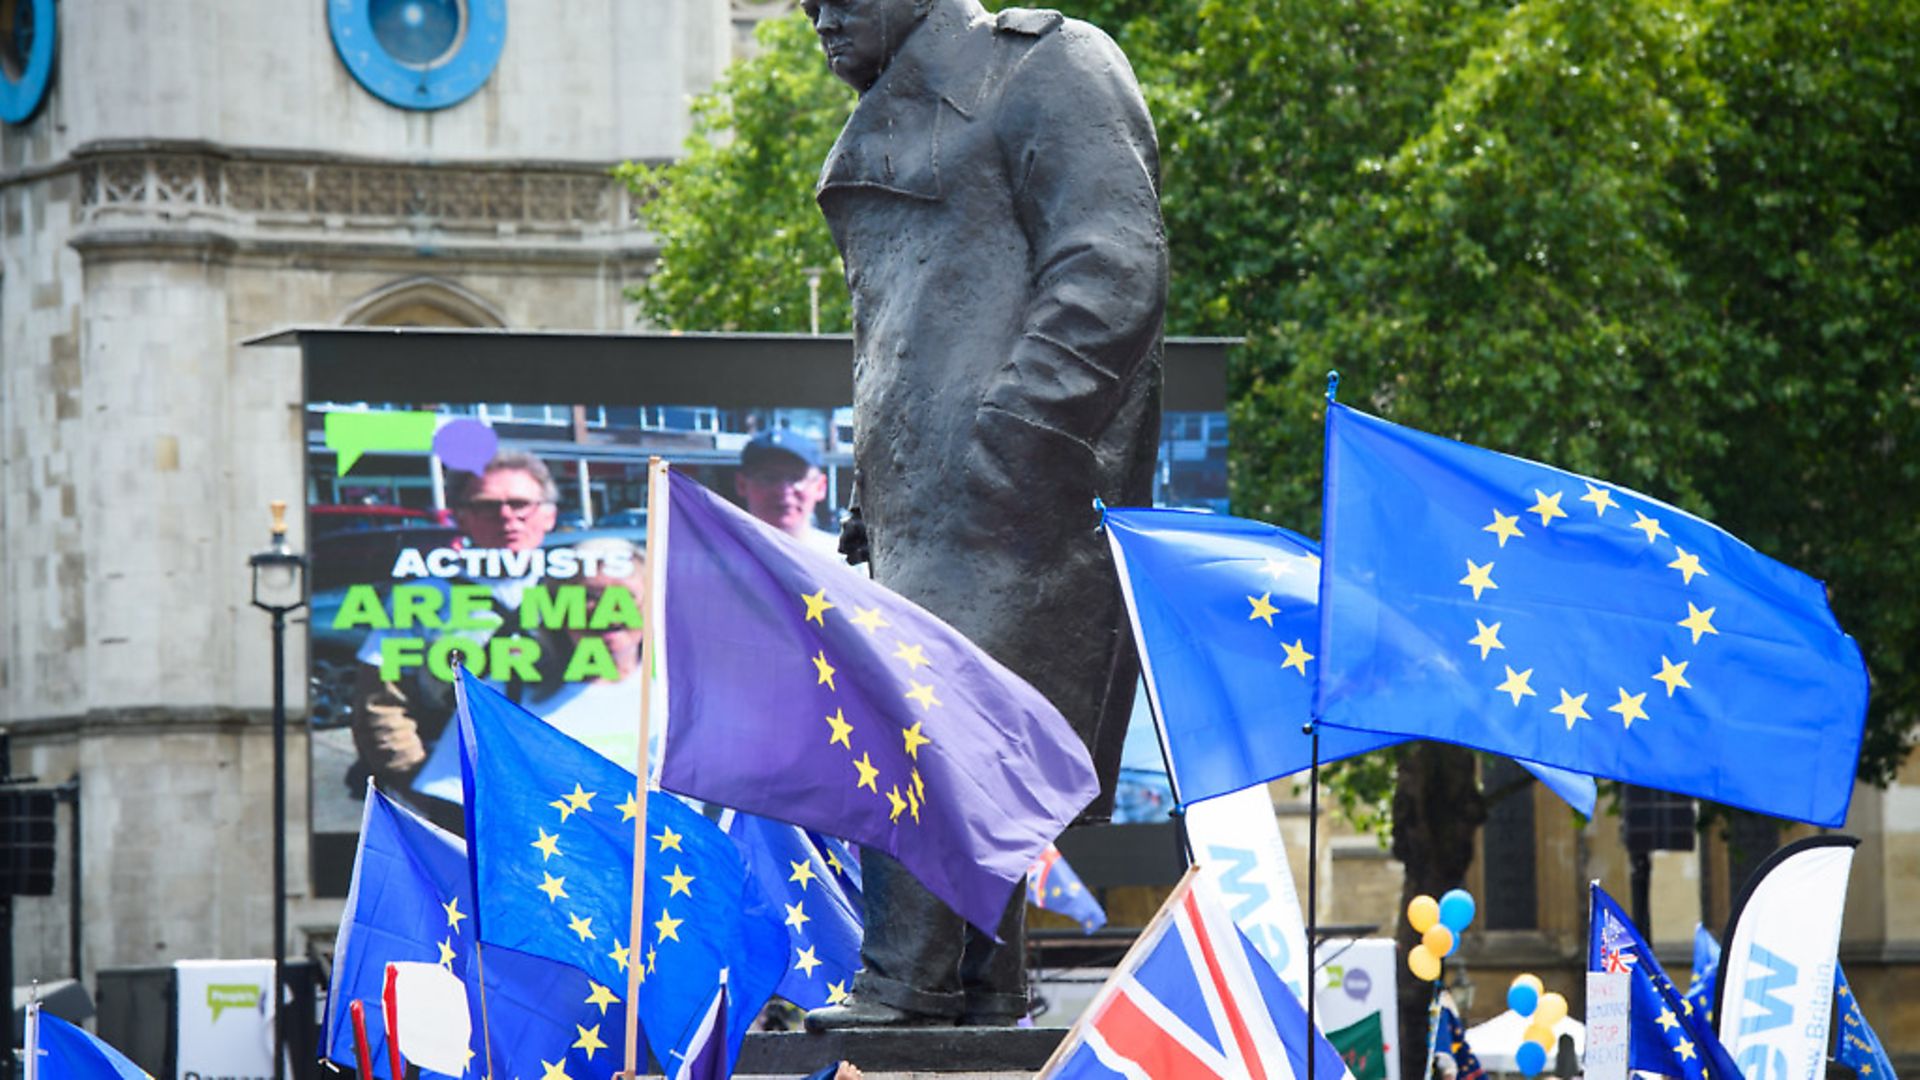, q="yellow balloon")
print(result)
[1537,991,1569,1027]
[1422,924,1456,958]
[1408,894,1440,934]
[1513,973,1544,995]
[1409,944,1442,982]
[1524,1023,1557,1049]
